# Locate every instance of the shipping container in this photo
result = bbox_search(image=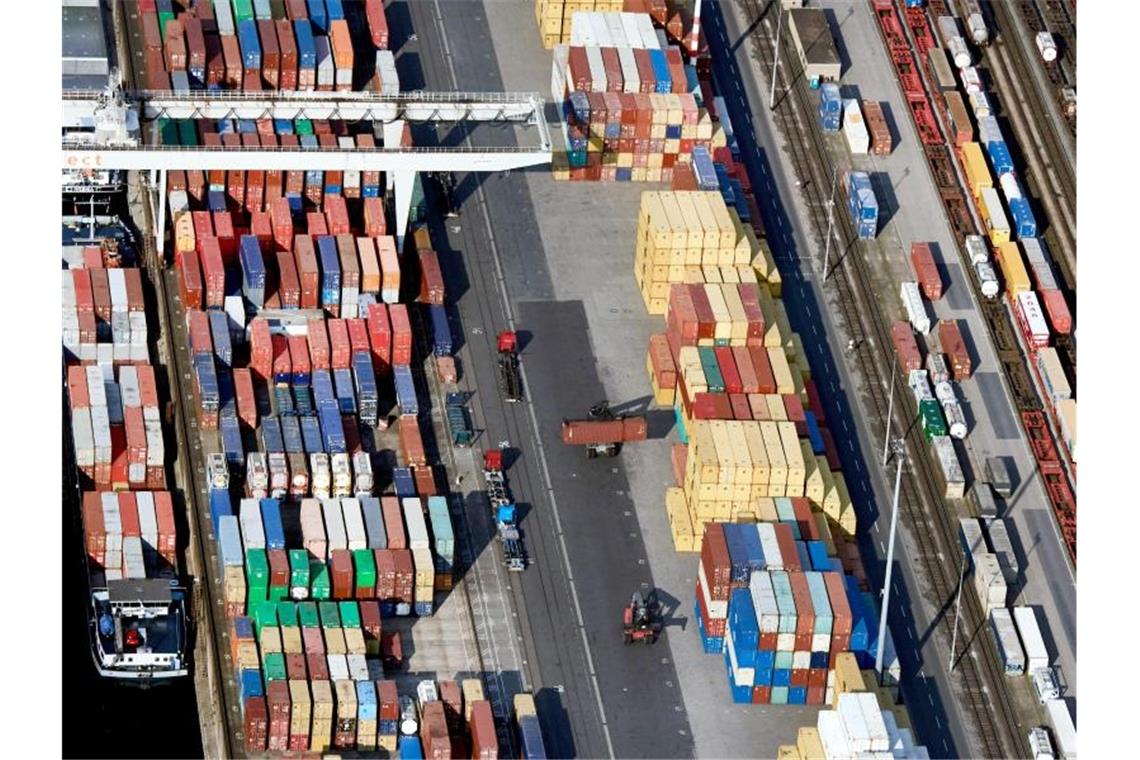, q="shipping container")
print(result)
[990,608,1026,675]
